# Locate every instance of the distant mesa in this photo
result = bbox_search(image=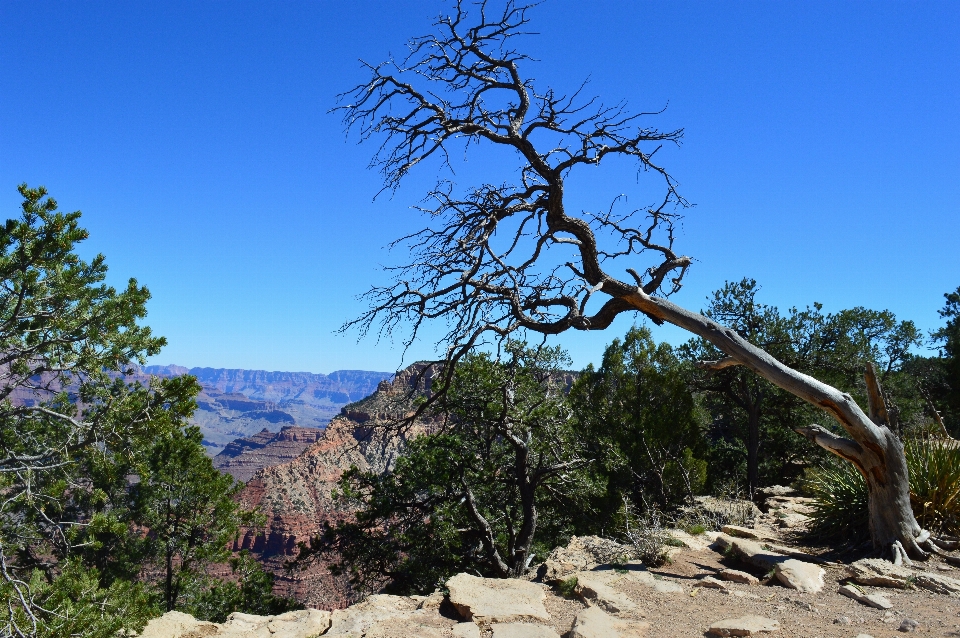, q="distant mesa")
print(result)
[213,425,326,483]
[141,365,394,454]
